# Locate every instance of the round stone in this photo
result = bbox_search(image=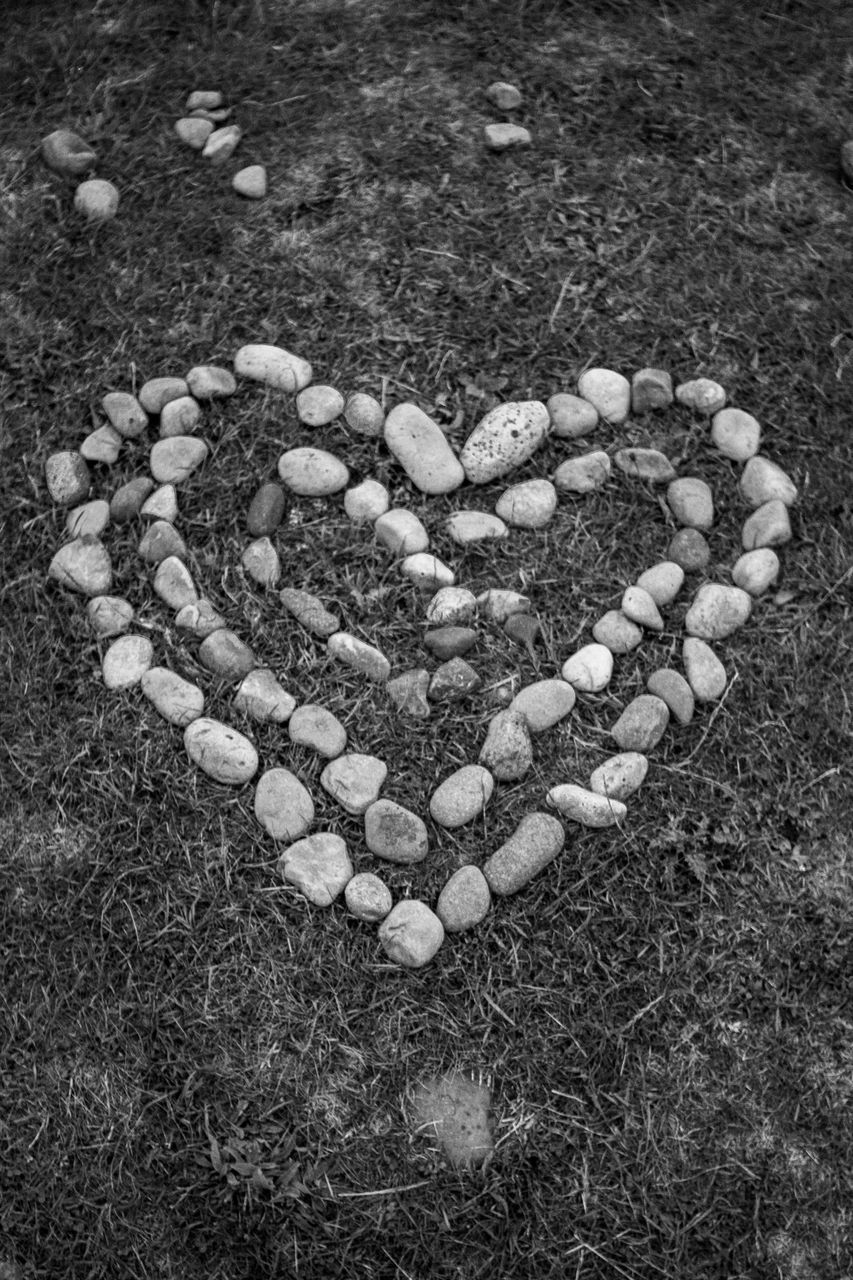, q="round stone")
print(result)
[667,477,714,529]
[635,561,685,607]
[110,476,154,522]
[140,484,178,523]
[621,586,664,631]
[611,695,670,752]
[174,117,214,149]
[234,343,312,393]
[73,178,119,221]
[460,401,549,483]
[683,637,727,702]
[101,391,148,439]
[739,456,798,508]
[711,407,760,461]
[345,479,390,523]
[495,478,558,528]
[139,377,189,415]
[589,752,649,800]
[141,667,204,726]
[478,710,533,781]
[233,669,295,723]
[485,80,522,109]
[153,555,197,609]
[561,643,613,692]
[546,392,598,438]
[344,392,385,437]
[400,553,454,589]
[327,633,390,682]
[577,368,630,424]
[277,447,349,495]
[384,402,465,494]
[184,717,258,784]
[436,866,491,933]
[174,599,226,638]
[732,548,780,596]
[321,753,387,815]
[482,812,565,896]
[296,384,345,426]
[66,499,109,539]
[378,900,444,968]
[247,482,286,535]
[278,832,352,907]
[48,538,111,596]
[102,634,154,690]
[446,511,508,545]
[80,425,122,464]
[483,123,532,150]
[255,768,314,841]
[138,520,186,565]
[159,396,202,439]
[345,872,392,923]
[375,509,429,556]
[510,679,576,732]
[365,800,429,864]
[631,368,673,413]
[684,584,752,640]
[668,528,711,572]
[547,783,626,828]
[232,165,267,198]
[242,537,281,588]
[429,765,494,828]
[553,451,610,494]
[592,610,643,654]
[426,587,477,626]
[198,629,256,680]
[45,452,90,505]
[150,436,208,484]
[742,500,792,549]
[647,668,695,725]
[675,378,726,414]
[41,128,96,175]
[86,595,133,638]
[288,704,346,757]
[614,447,676,483]
[202,124,241,165]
